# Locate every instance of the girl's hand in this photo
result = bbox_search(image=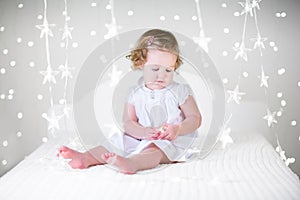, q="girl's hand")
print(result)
[143,127,161,140]
[157,124,180,141]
